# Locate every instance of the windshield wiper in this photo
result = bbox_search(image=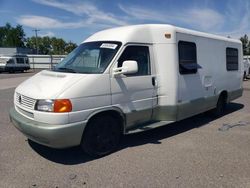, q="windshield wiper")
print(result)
[56,67,77,73]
